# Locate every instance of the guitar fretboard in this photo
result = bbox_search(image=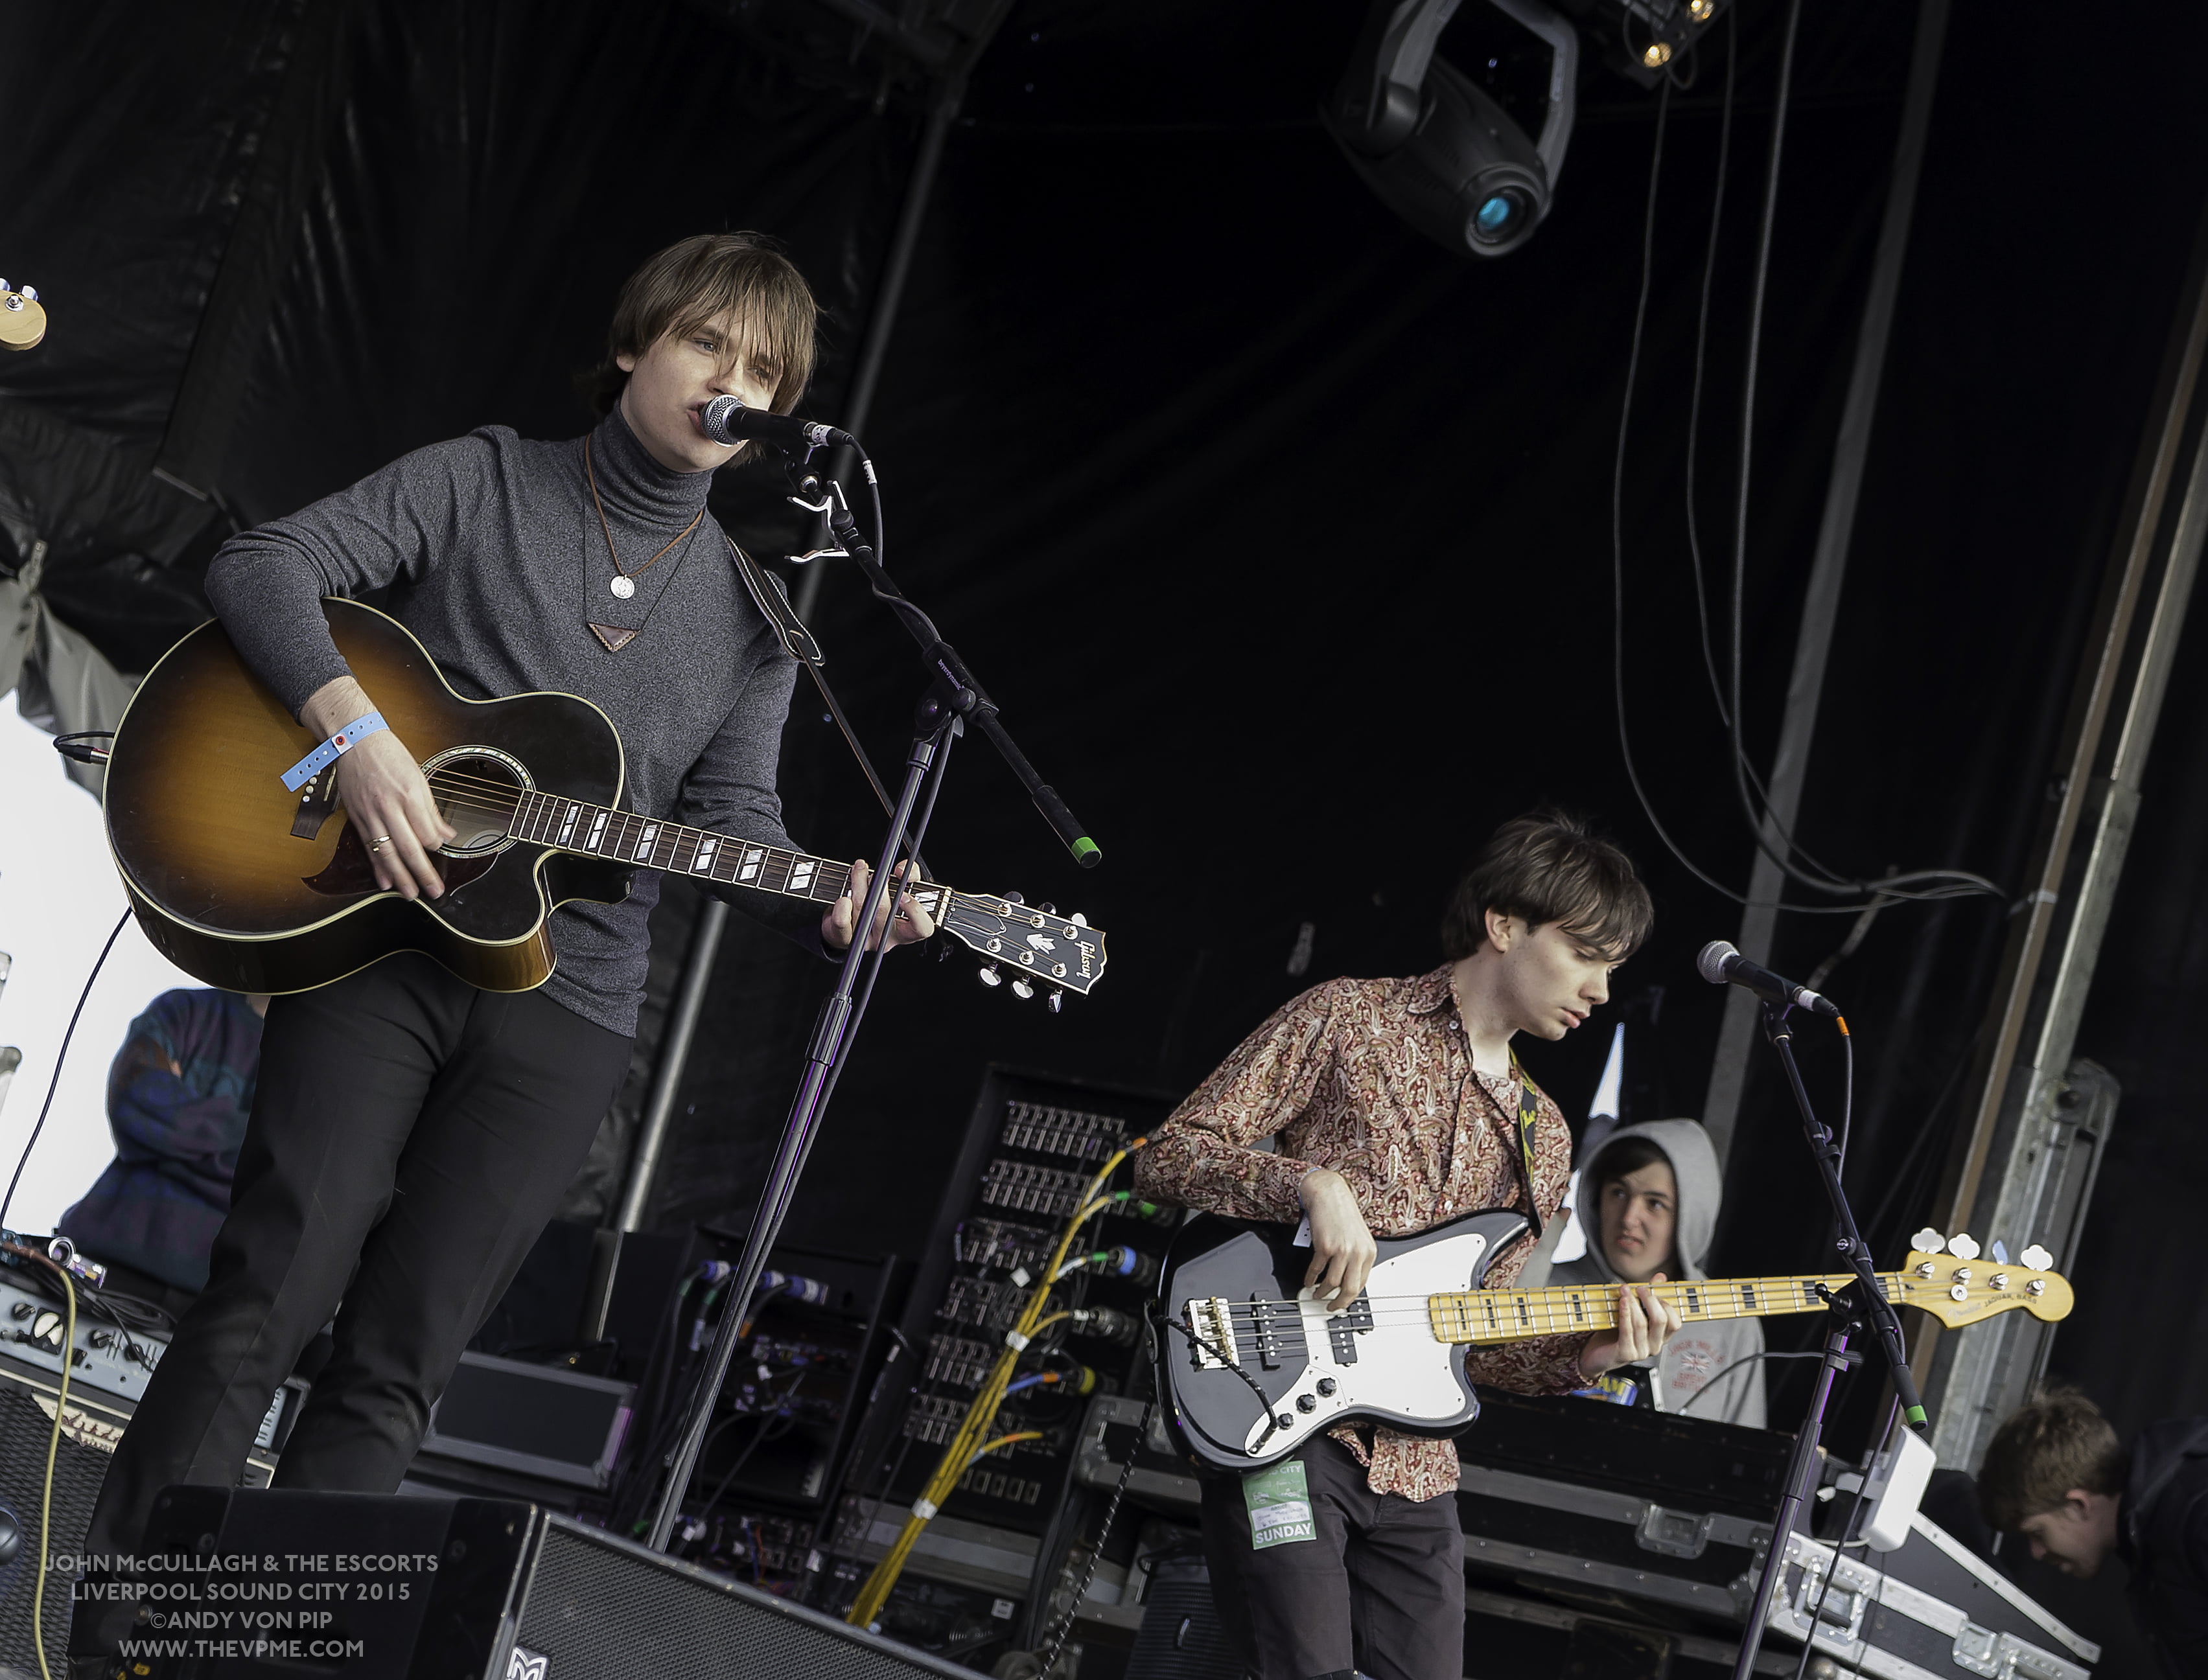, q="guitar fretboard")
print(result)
[1428,1271,1901,1345]
[508,788,947,915]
